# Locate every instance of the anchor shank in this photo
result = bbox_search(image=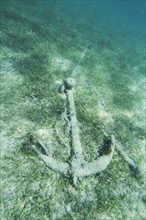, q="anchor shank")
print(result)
[66,89,83,160]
